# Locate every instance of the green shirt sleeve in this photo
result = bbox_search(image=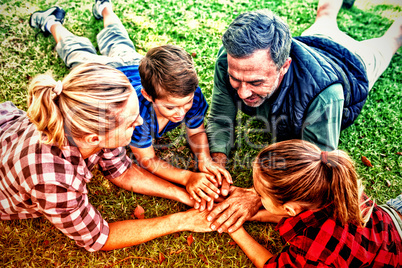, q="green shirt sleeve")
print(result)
[302,83,344,151]
[206,47,238,156]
